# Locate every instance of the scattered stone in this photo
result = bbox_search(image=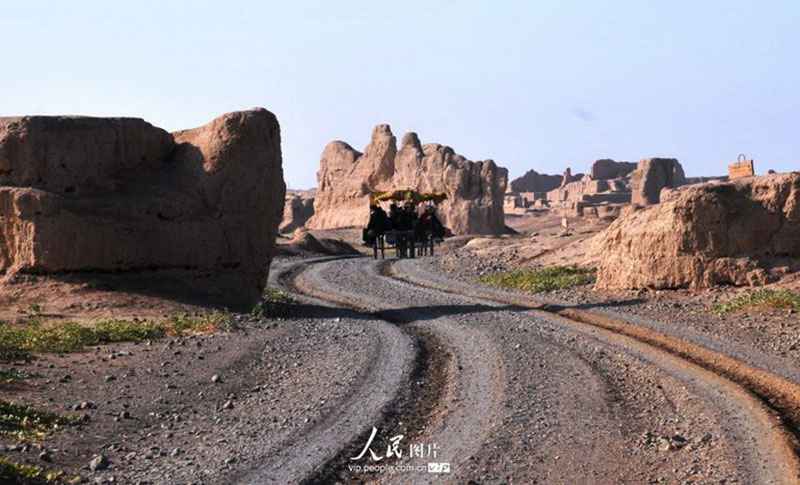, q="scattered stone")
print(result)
[89,454,109,472]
